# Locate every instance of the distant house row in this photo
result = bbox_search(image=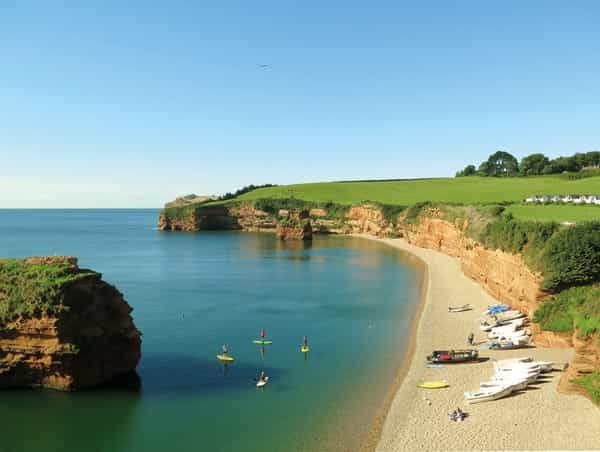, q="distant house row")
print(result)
[524,194,600,205]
